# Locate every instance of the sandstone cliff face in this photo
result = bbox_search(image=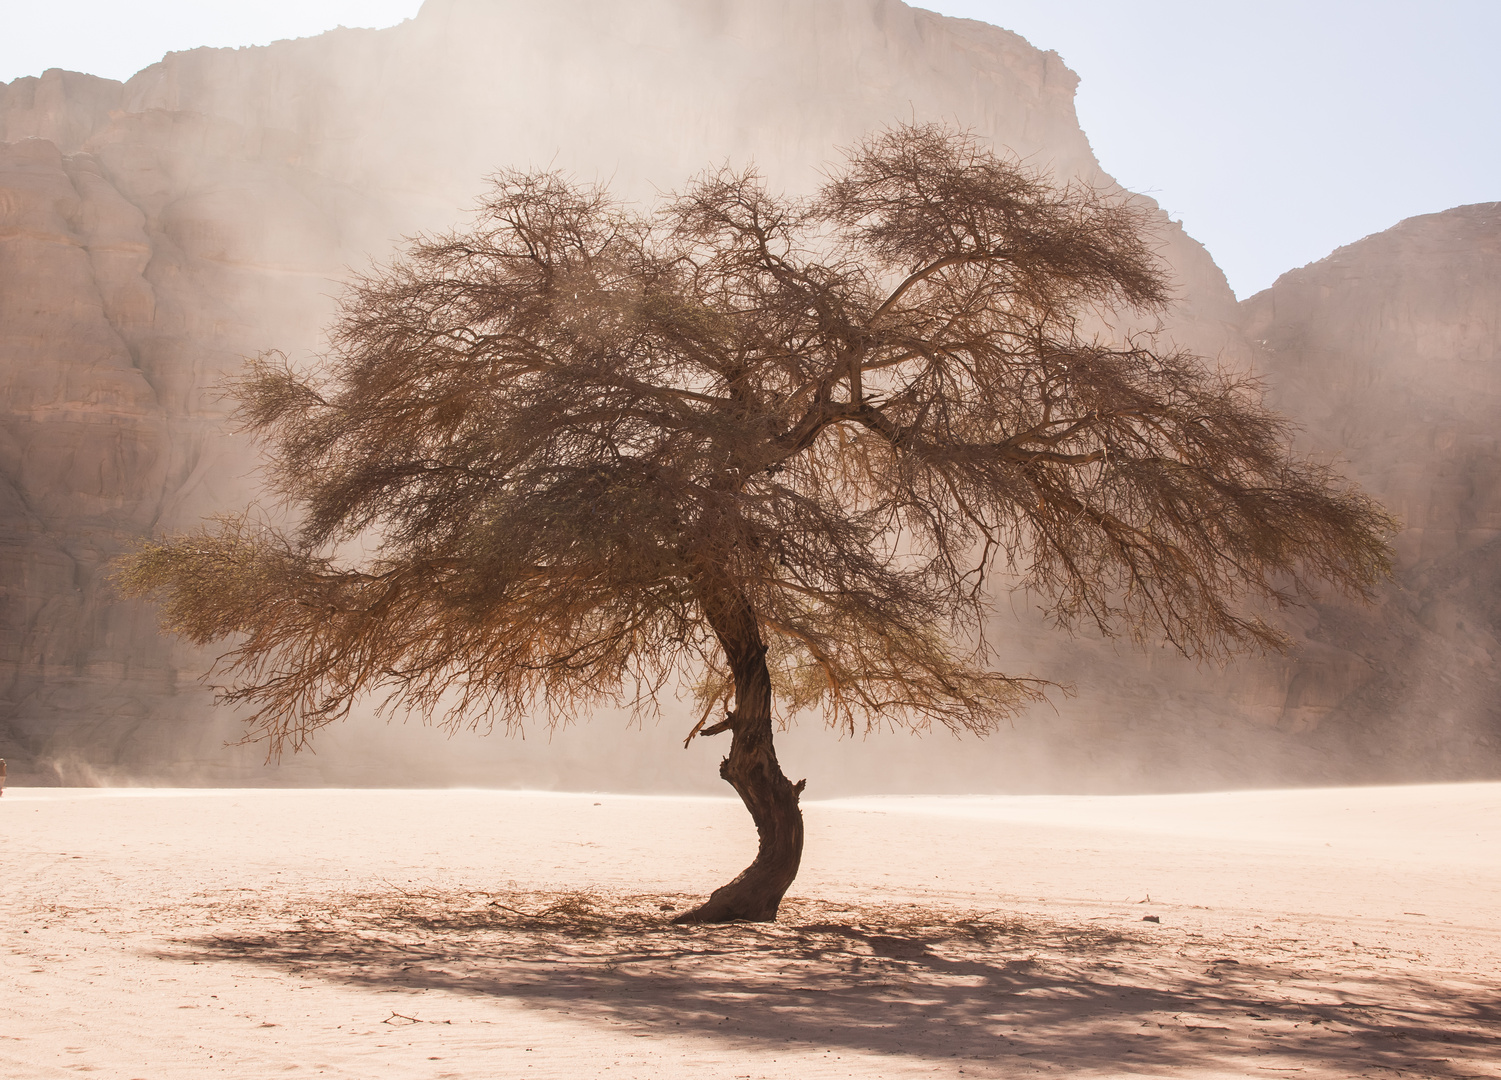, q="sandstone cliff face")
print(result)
[1237,204,1501,779]
[0,123,297,780]
[1,0,1490,790]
